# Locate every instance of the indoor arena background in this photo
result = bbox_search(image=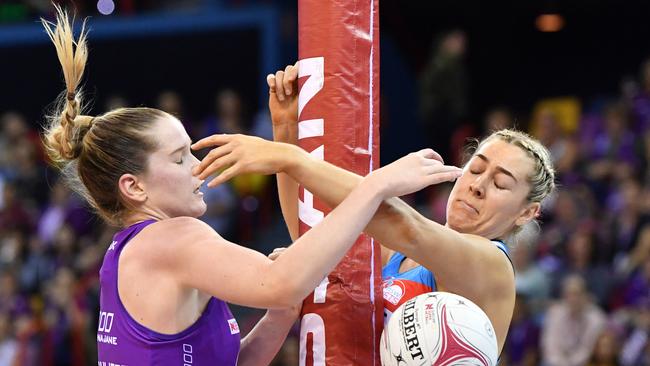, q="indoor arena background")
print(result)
[0,1,649,365]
